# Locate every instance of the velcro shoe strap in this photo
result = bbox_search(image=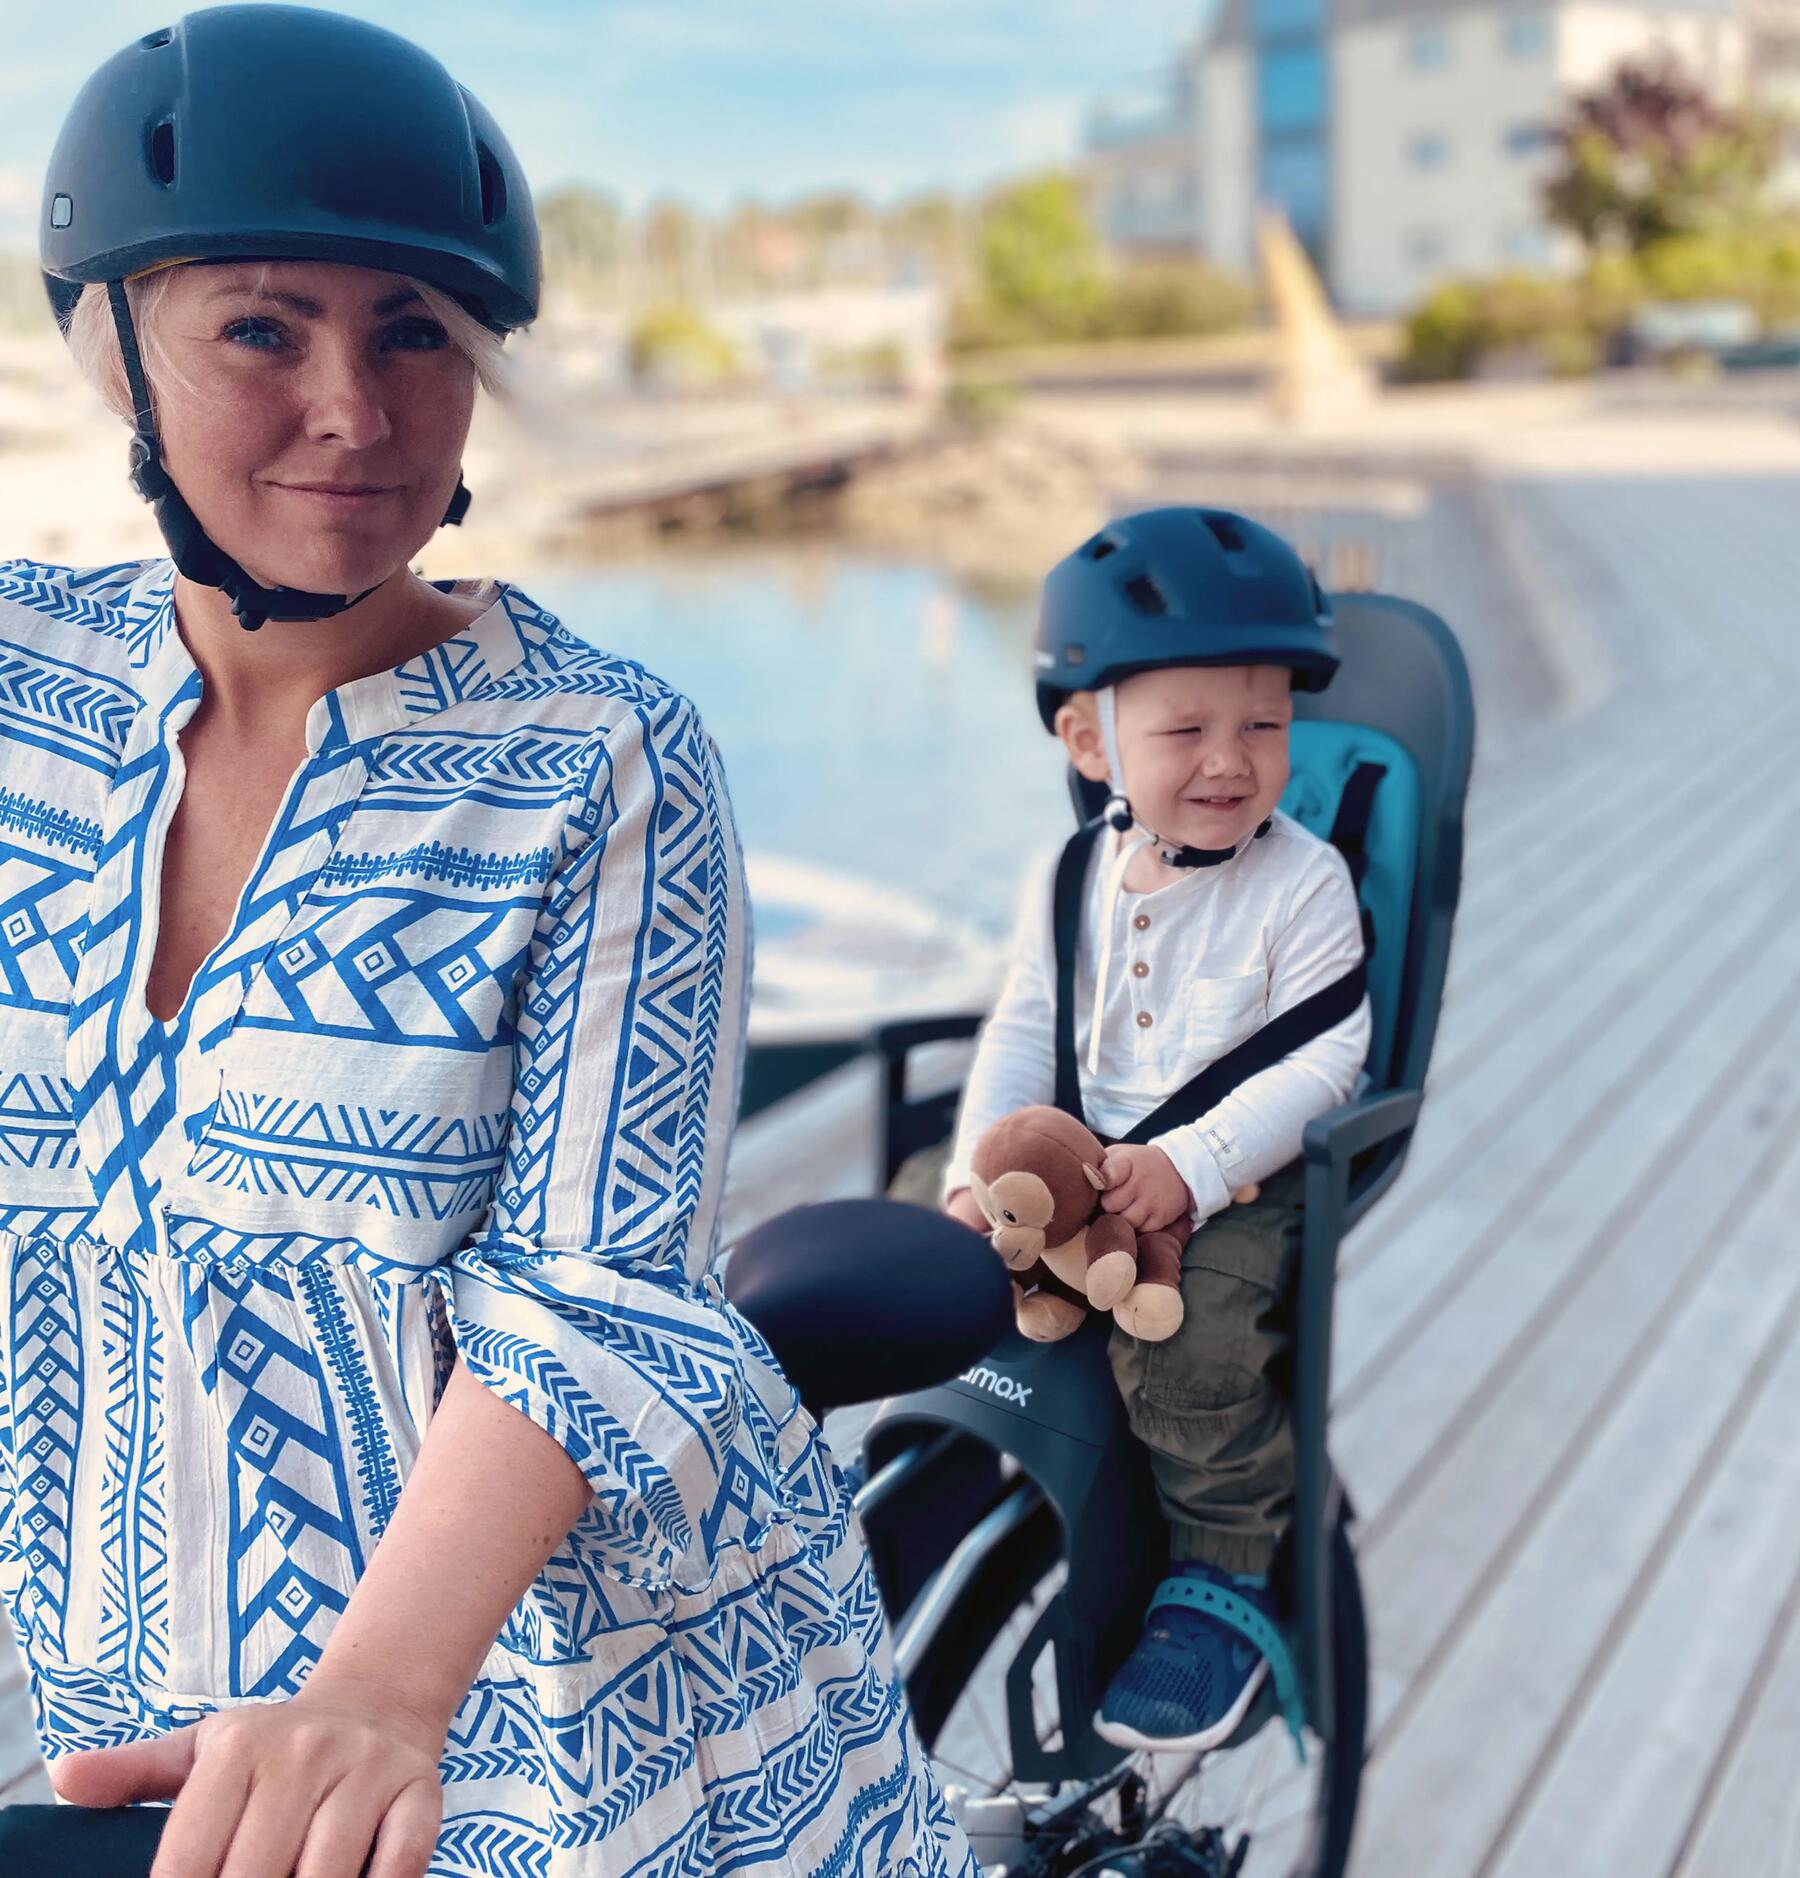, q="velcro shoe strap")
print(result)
[1147,1575,1308,1757]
